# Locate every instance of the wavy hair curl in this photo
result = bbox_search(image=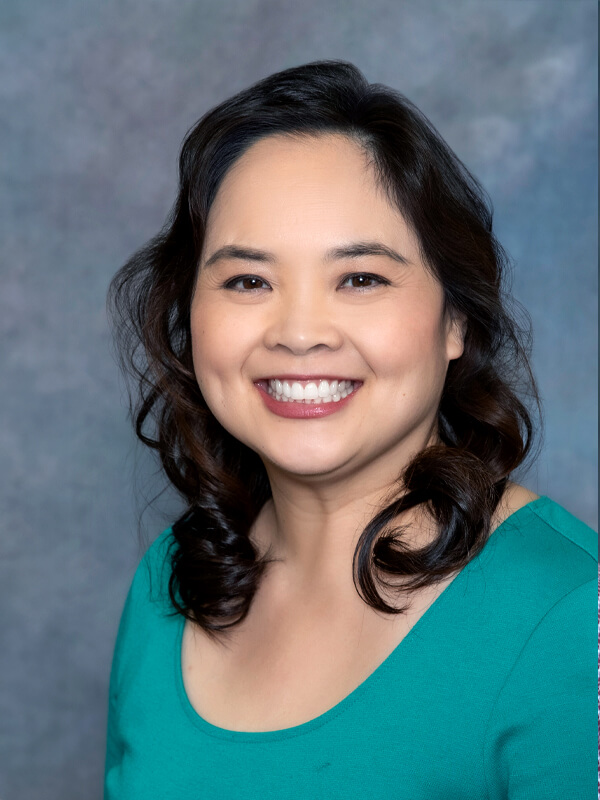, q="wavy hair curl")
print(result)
[108,60,540,634]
